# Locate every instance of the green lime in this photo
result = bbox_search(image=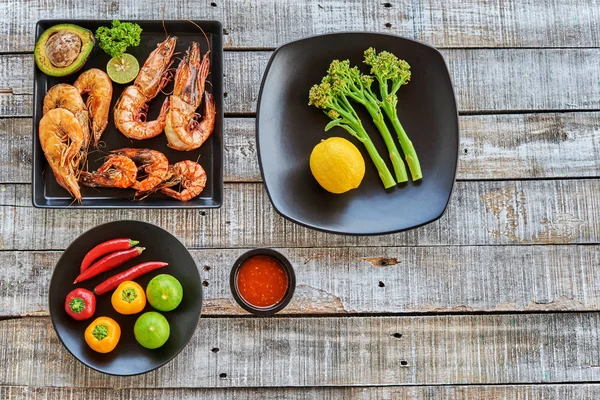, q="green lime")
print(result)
[146,274,183,312]
[106,53,139,84]
[134,311,170,349]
